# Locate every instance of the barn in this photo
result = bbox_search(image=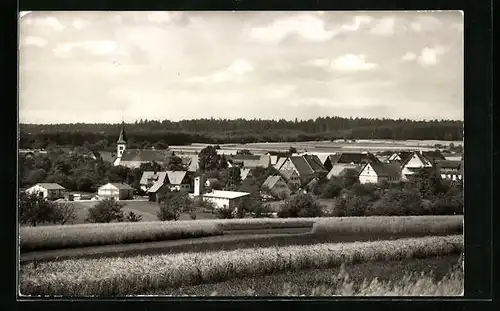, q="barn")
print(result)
[97,183,134,200]
[25,183,66,200]
[202,190,250,210]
